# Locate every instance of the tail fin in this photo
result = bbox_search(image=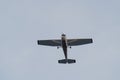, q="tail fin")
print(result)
[58,59,67,64]
[58,59,76,64]
[67,59,76,63]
